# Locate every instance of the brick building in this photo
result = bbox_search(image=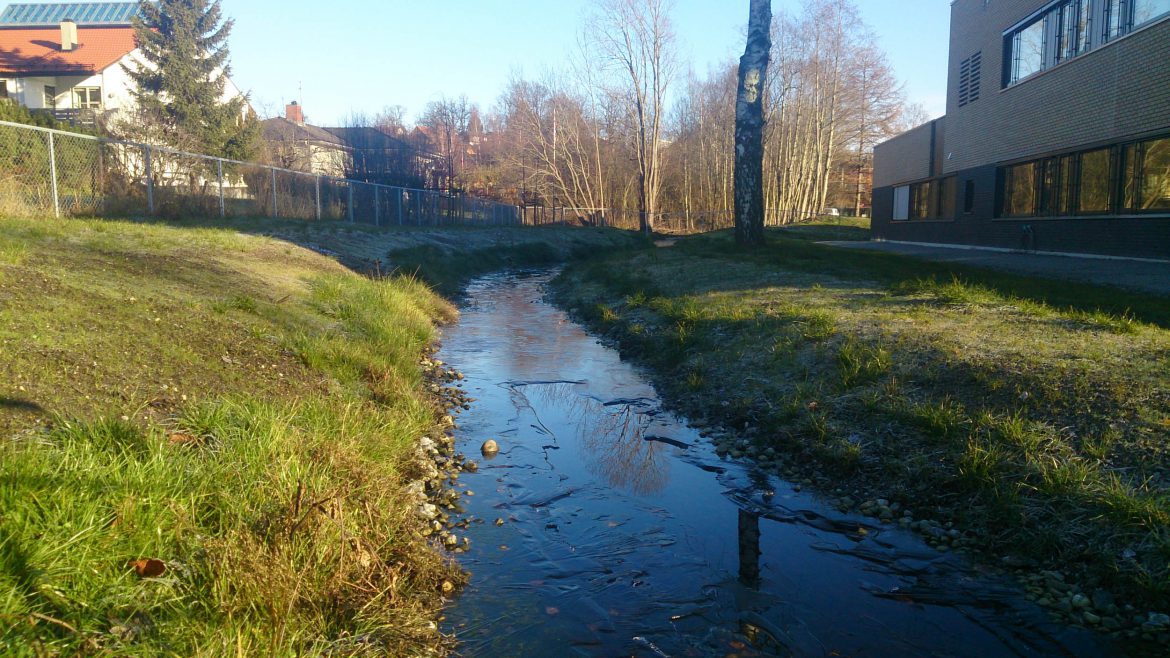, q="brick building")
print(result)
[871,0,1170,259]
